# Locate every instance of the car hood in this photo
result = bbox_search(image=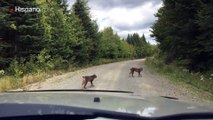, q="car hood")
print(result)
[0,91,212,117]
